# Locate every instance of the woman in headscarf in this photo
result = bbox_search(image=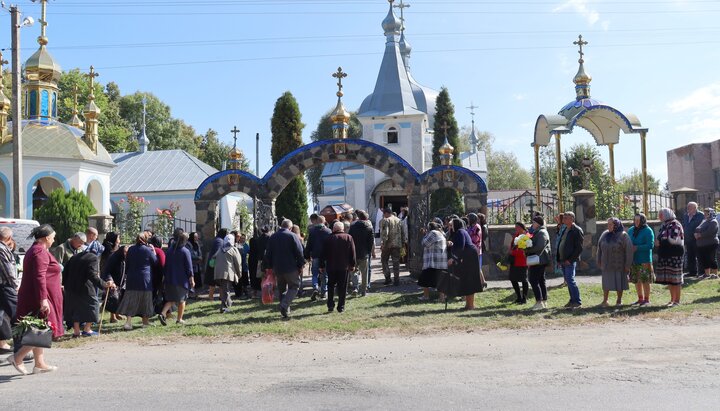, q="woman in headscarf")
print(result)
[597,217,633,307]
[694,207,719,279]
[102,245,128,323]
[655,208,685,306]
[419,222,447,301]
[467,213,483,267]
[159,232,194,325]
[117,231,158,330]
[8,224,62,375]
[99,231,119,275]
[627,213,655,306]
[448,218,483,310]
[213,234,242,313]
